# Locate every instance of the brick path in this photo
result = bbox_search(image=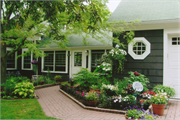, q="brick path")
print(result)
[35,85,180,120]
